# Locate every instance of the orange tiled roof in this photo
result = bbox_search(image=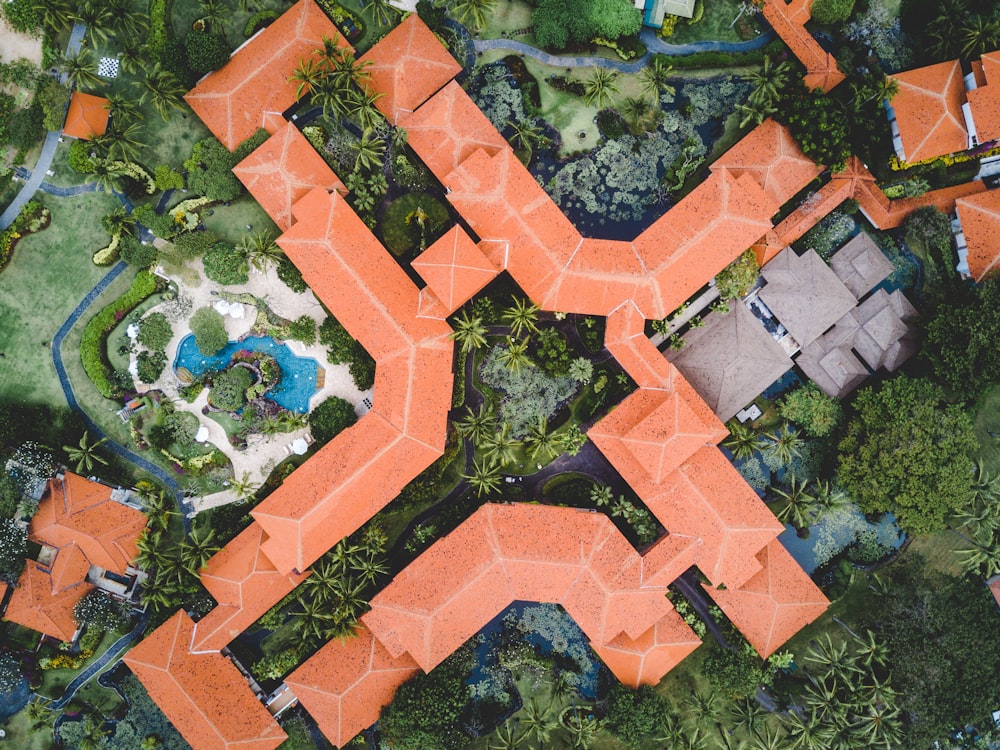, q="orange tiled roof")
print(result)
[184,0,350,149]
[711,118,823,206]
[125,611,287,750]
[233,121,345,231]
[704,539,828,657]
[63,91,110,140]
[358,14,462,123]
[30,473,145,574]
[957,188,1000,280]
[761,0,844,91]
[412,225,499,315]
[890,60,969,163]
[191,522,307,652]
[285,625,420,747]
[4,553,93,641]
[968,51,1000,143]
